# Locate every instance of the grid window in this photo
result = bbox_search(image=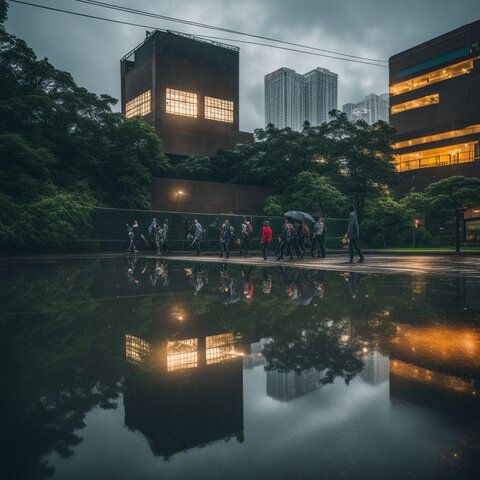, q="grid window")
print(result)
[166,88,197,117]
[391,94,439,115]
[395,141,477,172]
[206,333,235,365]
[390,59,474,96]
[125,90,152,118]
[393,124,480,149]
[205,96,234,123]
[167,339,198,371]
[125,334,151,365]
